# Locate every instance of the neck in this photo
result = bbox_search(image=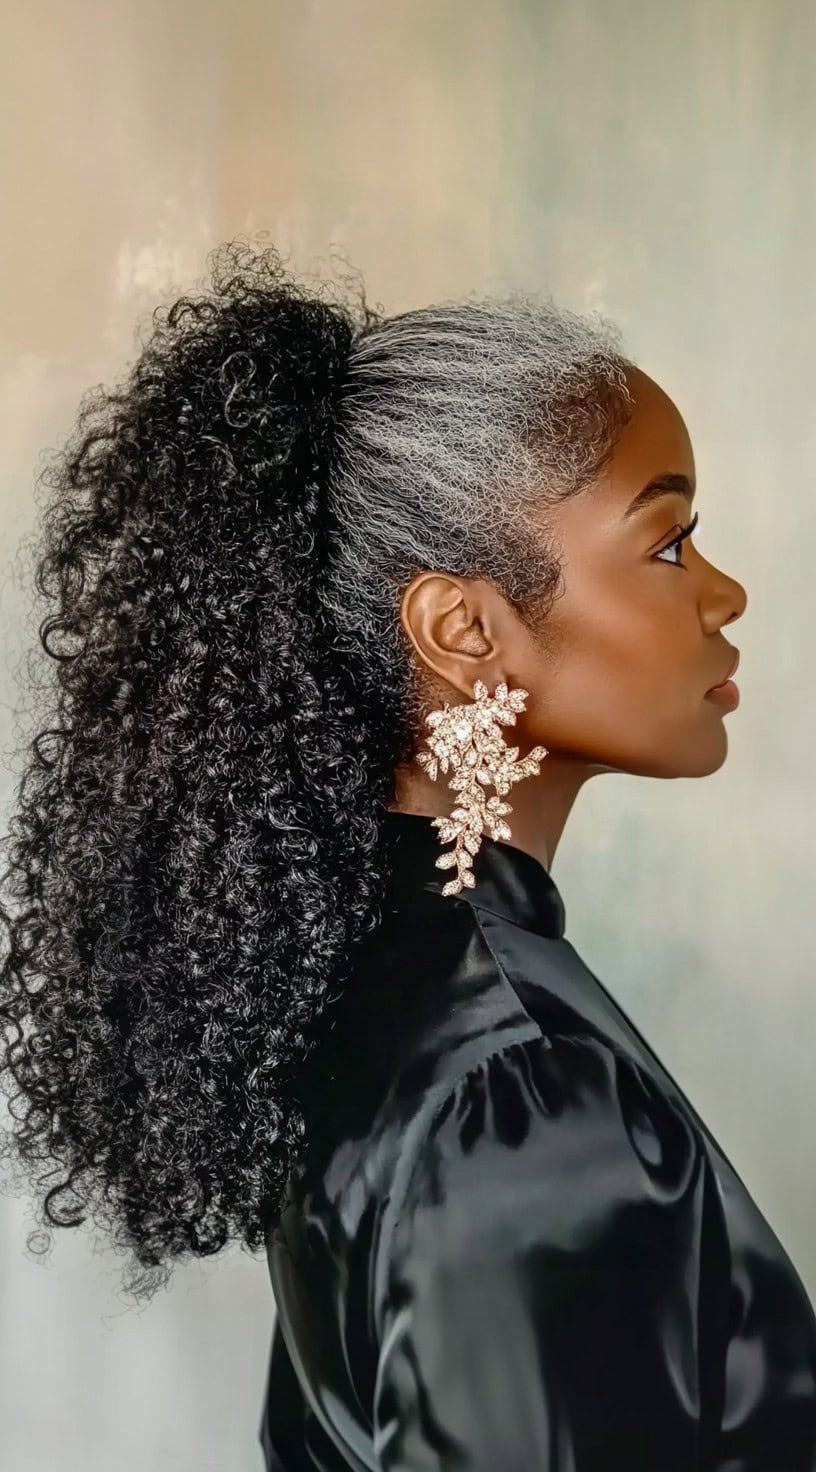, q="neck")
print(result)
[387,753,605,871]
